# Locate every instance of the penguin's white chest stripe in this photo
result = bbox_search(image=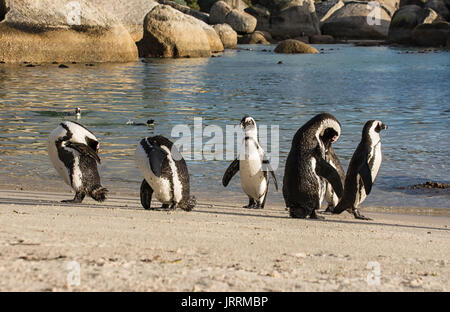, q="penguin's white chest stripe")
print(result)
[369,144,382,182]
[311,157,325,202]
[160,146,183,204]
[70,151,83,190]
